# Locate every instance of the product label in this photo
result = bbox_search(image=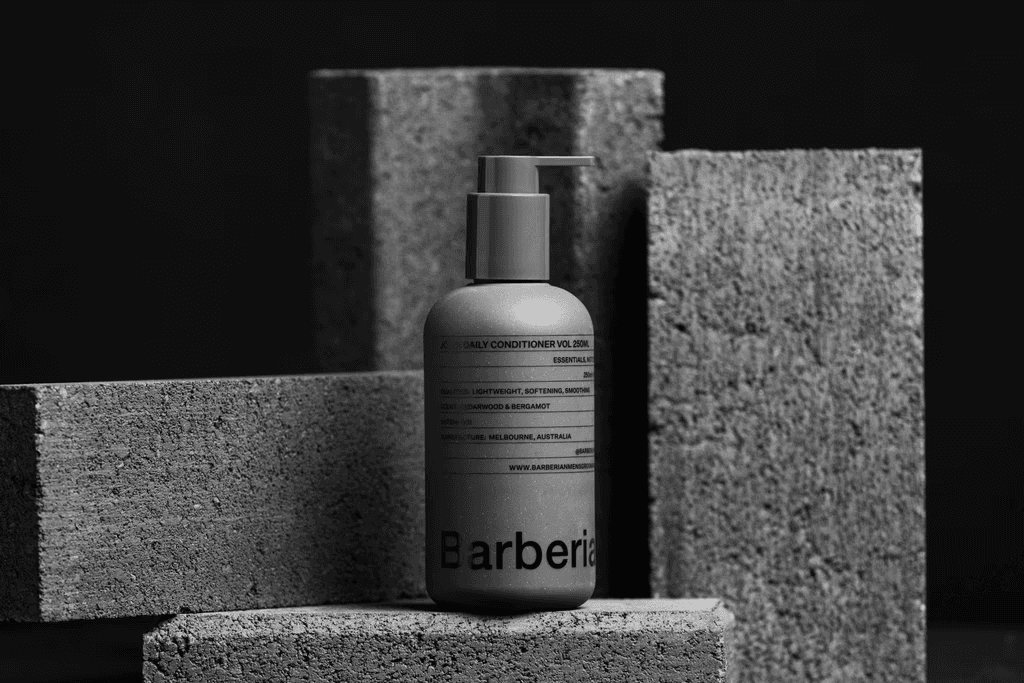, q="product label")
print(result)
[438,529,596,571]
[429,334,595,475]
